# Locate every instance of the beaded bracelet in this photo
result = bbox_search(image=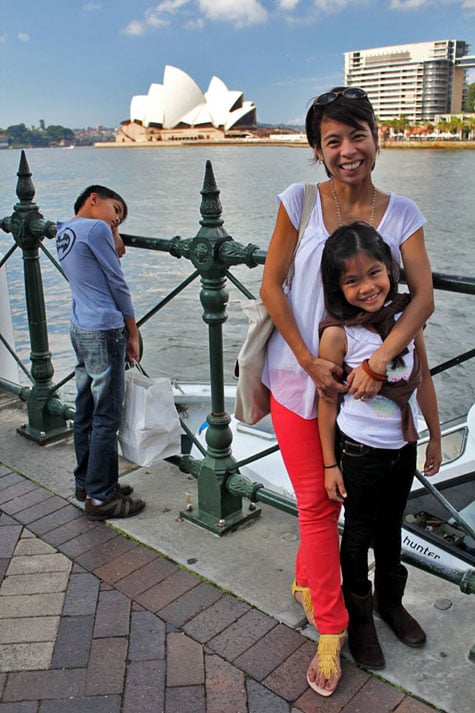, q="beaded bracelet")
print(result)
[324,464,338,469]
[361,358,387,382]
